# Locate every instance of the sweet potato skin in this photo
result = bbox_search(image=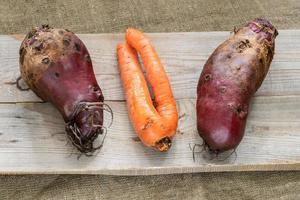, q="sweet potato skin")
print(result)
[19,25,104,153]
[197,19,278,152]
